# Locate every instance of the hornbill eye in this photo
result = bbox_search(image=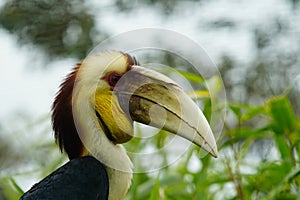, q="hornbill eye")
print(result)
[106,72,122,88]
